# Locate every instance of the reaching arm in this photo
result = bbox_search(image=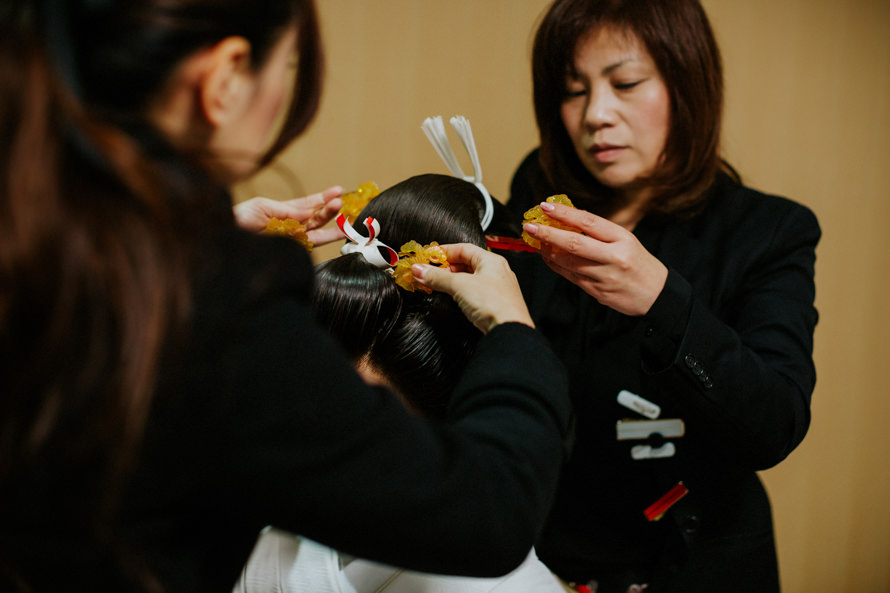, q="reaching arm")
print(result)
[233,185,344,245]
